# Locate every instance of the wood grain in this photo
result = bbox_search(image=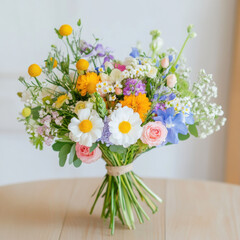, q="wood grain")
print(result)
[225,0,240,184]
[0,178,239,240]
